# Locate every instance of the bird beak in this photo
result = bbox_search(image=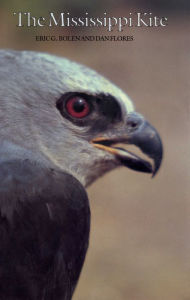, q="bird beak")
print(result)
[91,113,163,177]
